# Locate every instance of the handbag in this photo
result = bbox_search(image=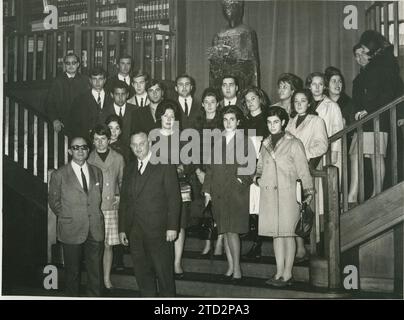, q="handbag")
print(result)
[199,201,218,240]
[295,179,314,238]
[295,202,314,238]
[179,173,193,203]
